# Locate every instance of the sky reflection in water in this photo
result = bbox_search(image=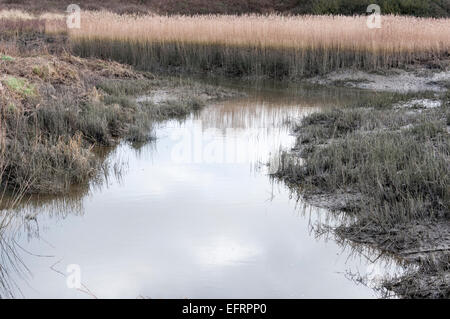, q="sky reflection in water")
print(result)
[2,85,400,298]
